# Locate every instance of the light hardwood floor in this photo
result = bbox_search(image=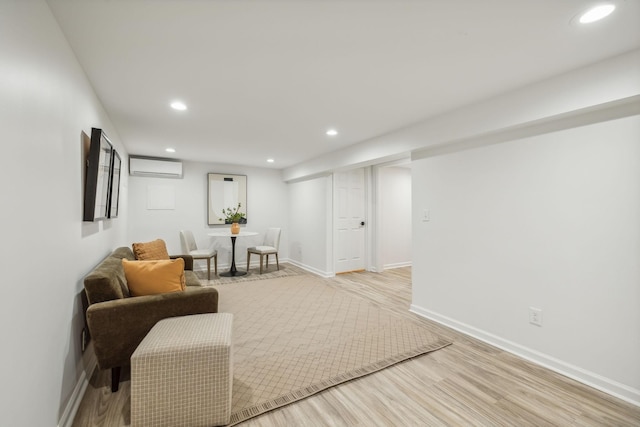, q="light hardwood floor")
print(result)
[73,267,640,426]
